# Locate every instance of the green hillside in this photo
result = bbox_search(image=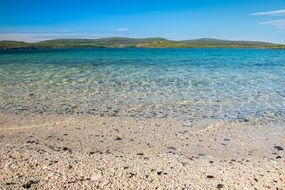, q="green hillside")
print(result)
[0,41,32,49]
[0,38,284,49]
